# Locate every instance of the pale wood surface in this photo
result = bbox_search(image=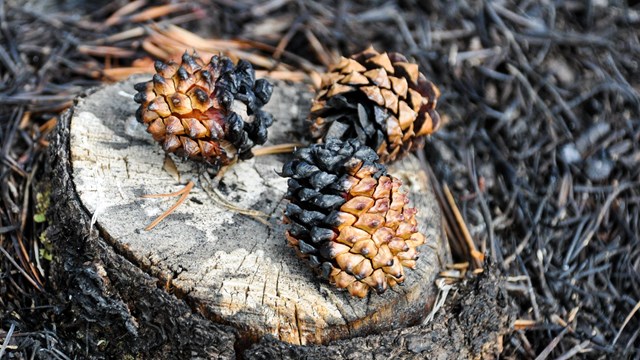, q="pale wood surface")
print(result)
[67,75,449,345]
